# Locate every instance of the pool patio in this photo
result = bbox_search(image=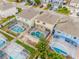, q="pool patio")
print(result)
[9,22,26,34]
[19,26,50,46]
[28,27,50,39]
[1,18,29,37]
[49,38,78,59]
